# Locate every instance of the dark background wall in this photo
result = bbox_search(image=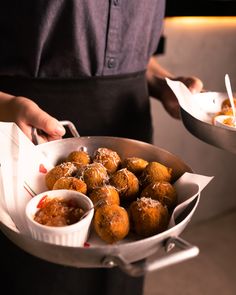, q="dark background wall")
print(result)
[165,0,236,16]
